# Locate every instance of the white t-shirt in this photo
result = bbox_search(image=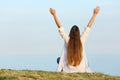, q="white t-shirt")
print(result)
[57,26,92,73]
